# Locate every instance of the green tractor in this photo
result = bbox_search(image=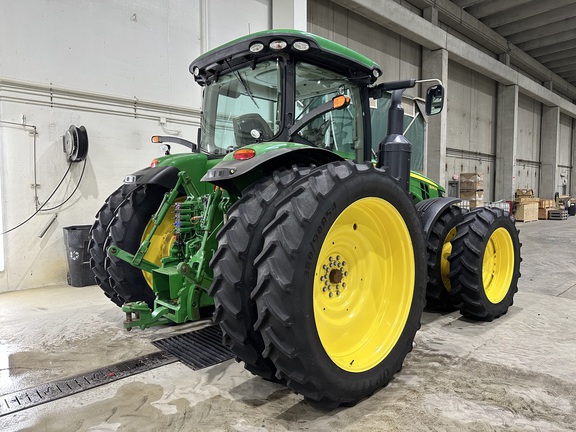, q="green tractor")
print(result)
[89,29,521,407]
